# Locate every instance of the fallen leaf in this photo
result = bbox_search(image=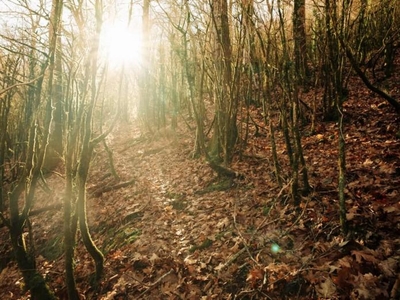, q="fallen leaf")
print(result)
[246,268,264,287]
[351,250,378,264]
[316,277,336,297]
